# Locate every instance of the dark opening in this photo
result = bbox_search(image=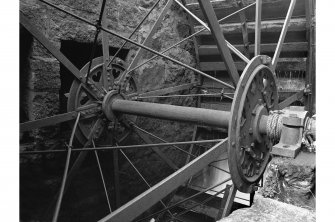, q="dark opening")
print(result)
[59,40,129,114]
